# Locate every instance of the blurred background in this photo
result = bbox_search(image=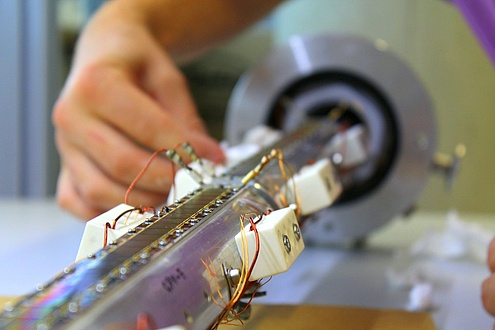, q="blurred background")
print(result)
[1,0,494,214]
